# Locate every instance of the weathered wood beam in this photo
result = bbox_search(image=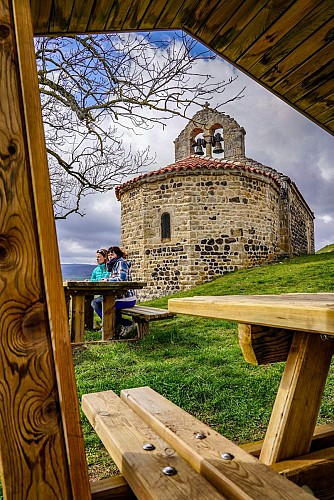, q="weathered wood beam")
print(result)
[90,475,136,500]
[0,0,90,497]
[238,324,294,365]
